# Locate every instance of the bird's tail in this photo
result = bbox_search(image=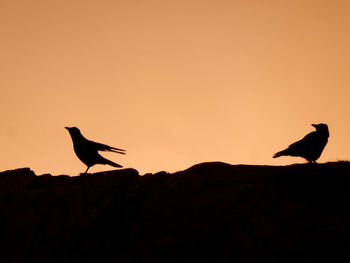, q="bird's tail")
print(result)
[101,157,123,168]
[273,149,288,158]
